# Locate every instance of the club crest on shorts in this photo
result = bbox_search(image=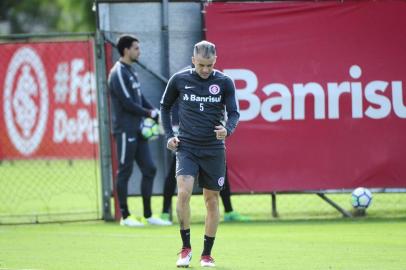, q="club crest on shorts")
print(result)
[218,177,225,187]
[209,84,220,95]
